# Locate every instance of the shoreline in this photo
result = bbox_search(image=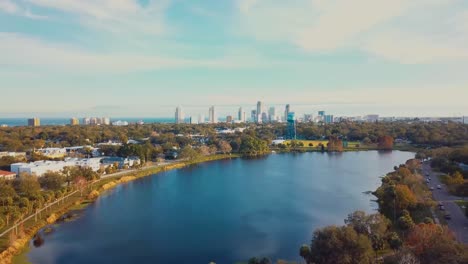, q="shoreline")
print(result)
[2,154,239,264]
